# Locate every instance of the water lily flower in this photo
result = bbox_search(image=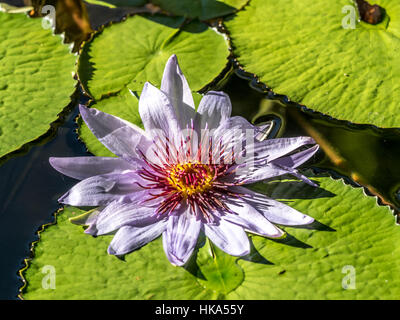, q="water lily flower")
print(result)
[50,55,319,266]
